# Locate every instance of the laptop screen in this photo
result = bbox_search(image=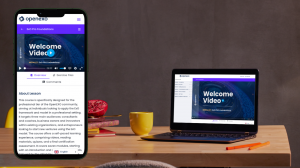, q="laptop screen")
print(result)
[174,74,256,125]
